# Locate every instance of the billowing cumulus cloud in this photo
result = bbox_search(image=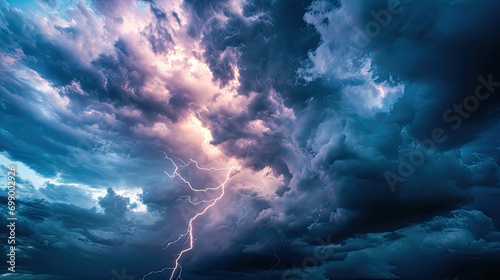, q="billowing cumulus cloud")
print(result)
[1,0,500,279]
